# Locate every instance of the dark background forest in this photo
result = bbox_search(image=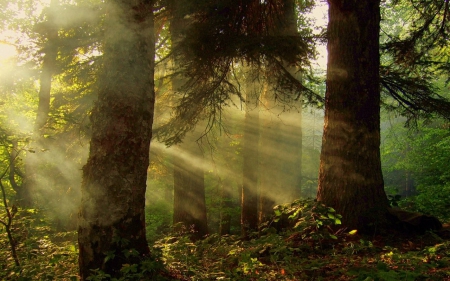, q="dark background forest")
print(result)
[1,0,450,280]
